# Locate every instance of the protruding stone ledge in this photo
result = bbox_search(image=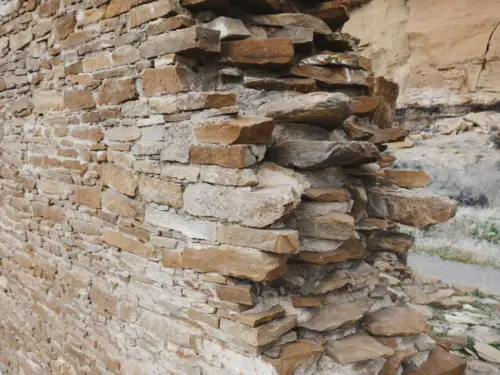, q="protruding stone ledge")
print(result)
[183,245,288,281]
[258,92,353,129]
[268,140,380,169]
[366,187,458,229]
